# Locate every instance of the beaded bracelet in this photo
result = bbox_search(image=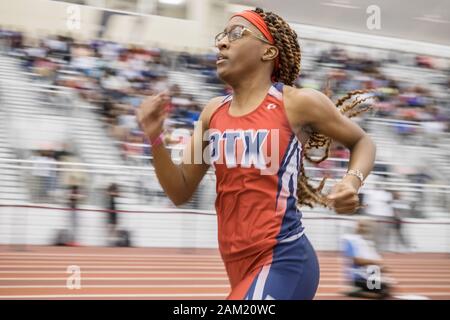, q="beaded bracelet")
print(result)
[344,169,365,187]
